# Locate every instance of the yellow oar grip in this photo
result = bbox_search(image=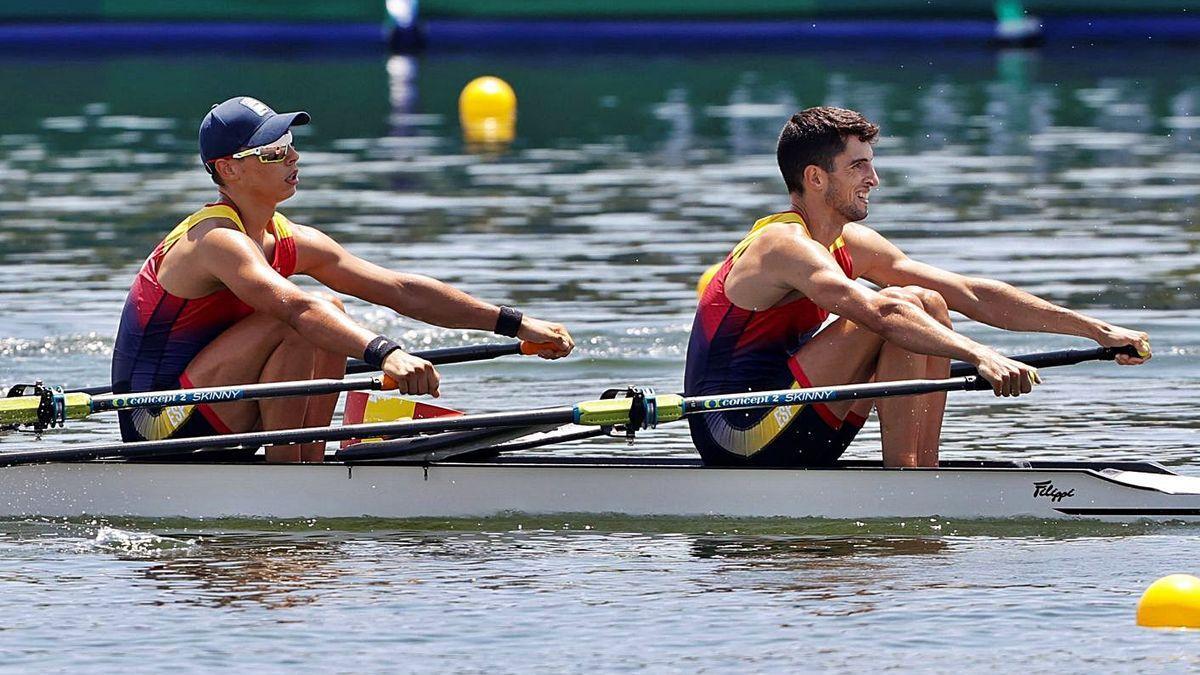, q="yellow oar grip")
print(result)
[574,394,685,427]
[0,392,92,426]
